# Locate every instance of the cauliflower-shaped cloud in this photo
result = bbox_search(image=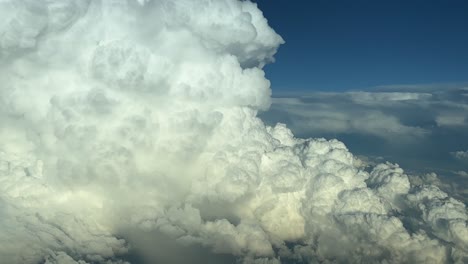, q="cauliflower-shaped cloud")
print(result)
[0,0,466,263]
